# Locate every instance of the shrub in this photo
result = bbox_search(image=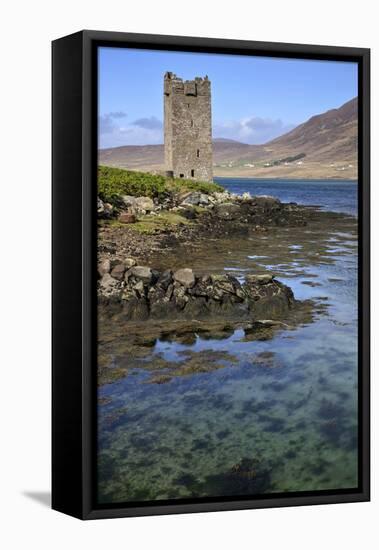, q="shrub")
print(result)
[98,165,223,206]
[98,166,166,204]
